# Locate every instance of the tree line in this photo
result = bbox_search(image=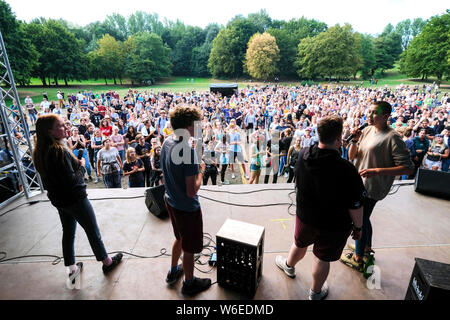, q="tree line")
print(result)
[0,1,448,86]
